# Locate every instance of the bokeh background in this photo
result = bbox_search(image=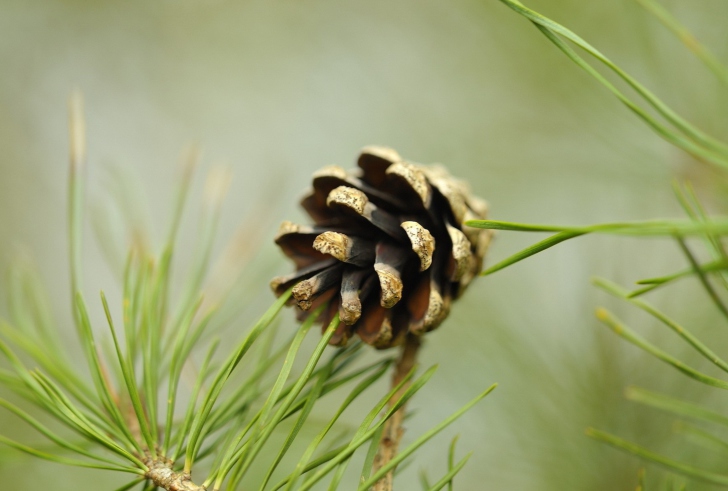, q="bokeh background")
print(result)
[2,0,728,489]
